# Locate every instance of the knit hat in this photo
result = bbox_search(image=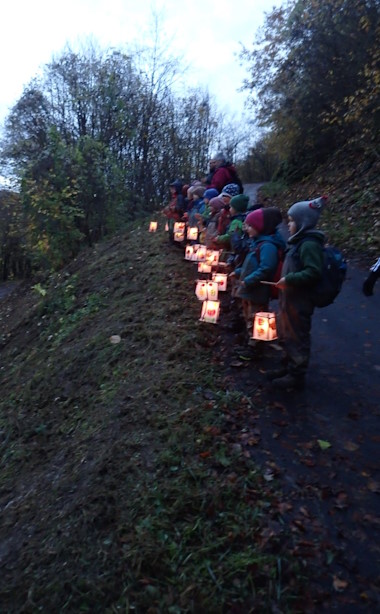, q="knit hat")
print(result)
[245,208,264,233]
[204,188,219,201]
[230,193,249,213]
[191,185,206,199]
[288,195,327,239]
[169,179,182,193]
[262,207,283,235]
[220,183,240,199]
[208,196,225,213]
[212,152,226,163]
